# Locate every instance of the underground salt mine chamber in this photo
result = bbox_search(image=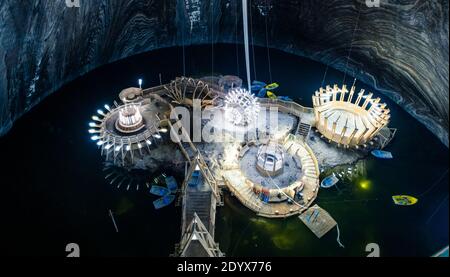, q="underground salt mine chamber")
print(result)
[0,0,448,259]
